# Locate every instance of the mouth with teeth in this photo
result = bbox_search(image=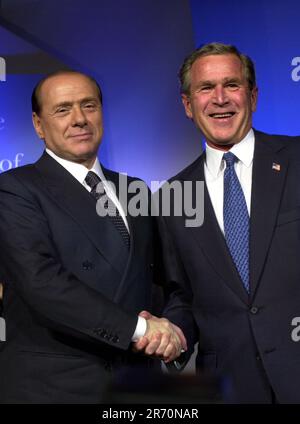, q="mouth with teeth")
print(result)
[208,112,236,119]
